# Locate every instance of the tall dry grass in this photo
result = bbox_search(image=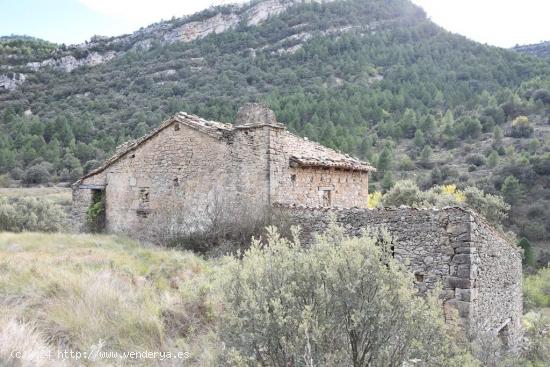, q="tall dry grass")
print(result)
[0,232,223,366]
